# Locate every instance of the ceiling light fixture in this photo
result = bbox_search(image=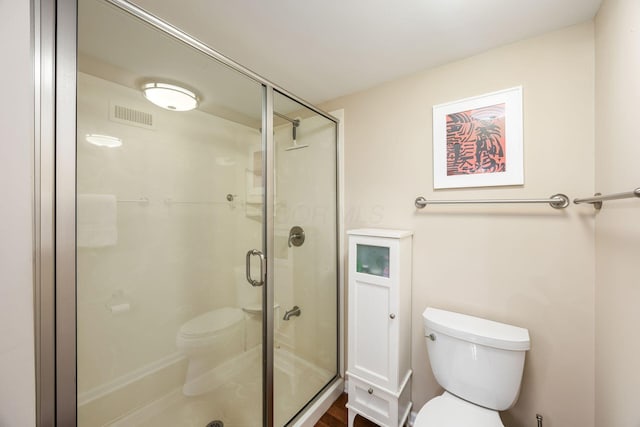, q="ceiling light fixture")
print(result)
[142,82,198,112]
[85,134,123,148]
